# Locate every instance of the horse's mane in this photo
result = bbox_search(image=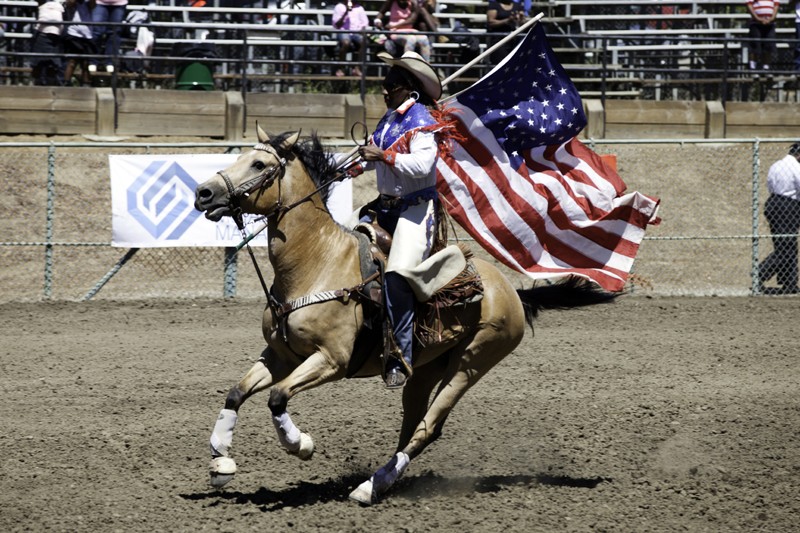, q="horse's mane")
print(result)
[269,131,338,206]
